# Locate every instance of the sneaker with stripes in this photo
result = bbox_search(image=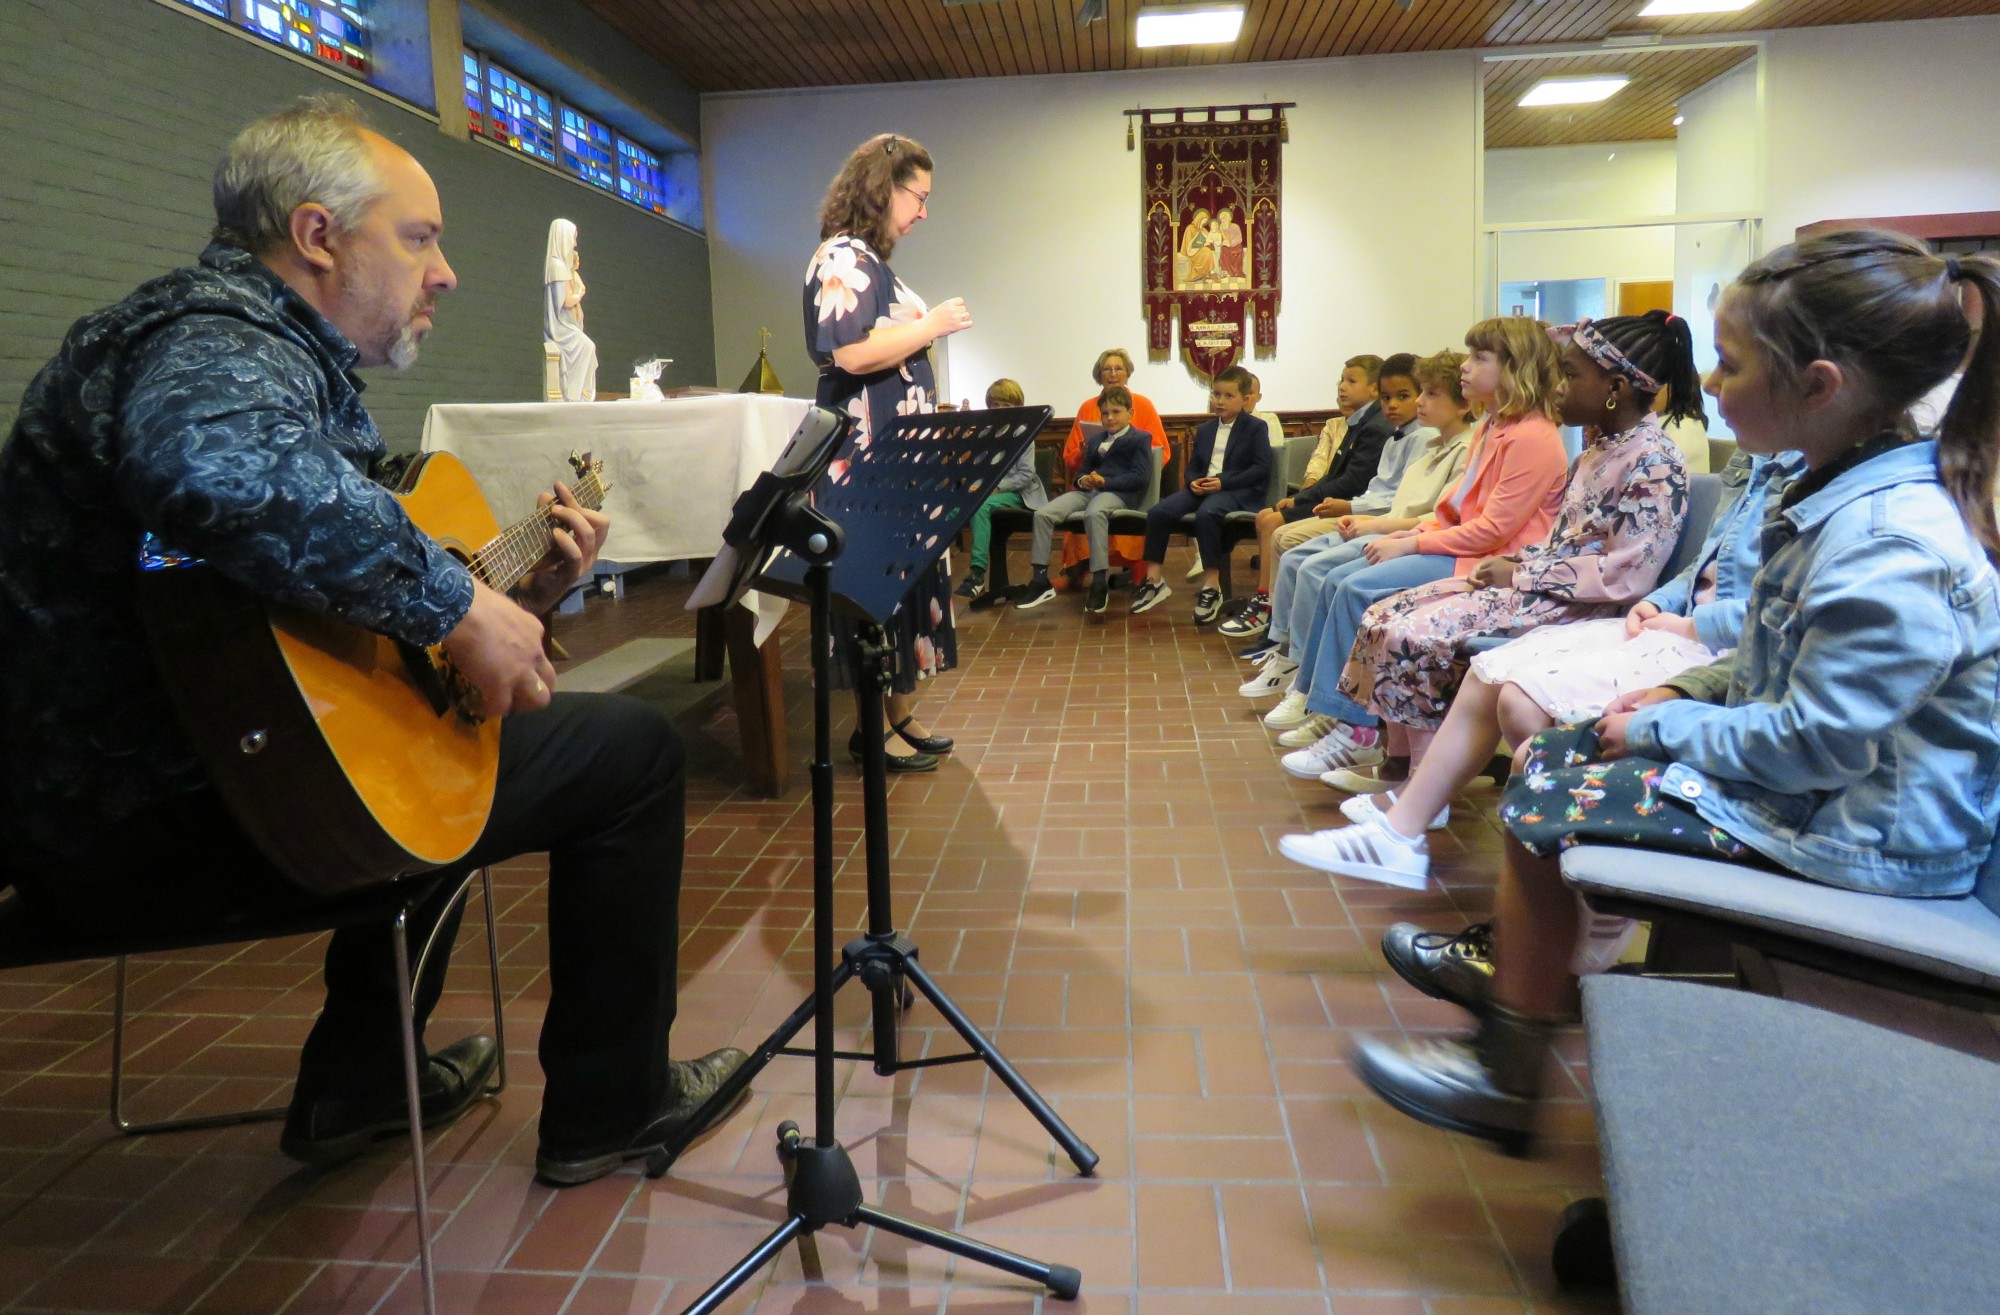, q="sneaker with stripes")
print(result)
[1277,815,1431,890]
[1276,713,1338,747]
[1281,723,1382,780]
